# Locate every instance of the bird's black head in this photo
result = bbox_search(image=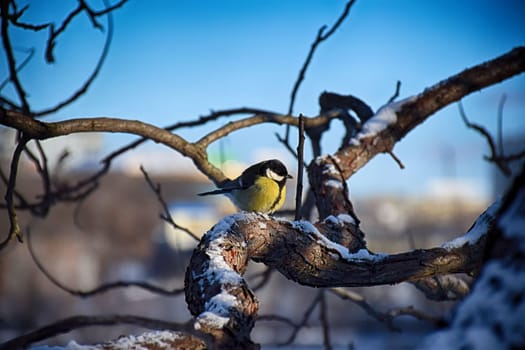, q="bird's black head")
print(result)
[262,159,292,183]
